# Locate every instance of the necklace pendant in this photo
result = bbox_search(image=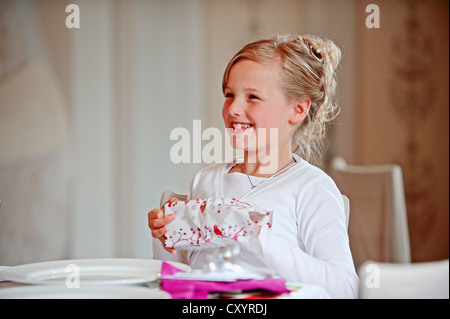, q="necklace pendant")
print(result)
[242,158,296,191]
